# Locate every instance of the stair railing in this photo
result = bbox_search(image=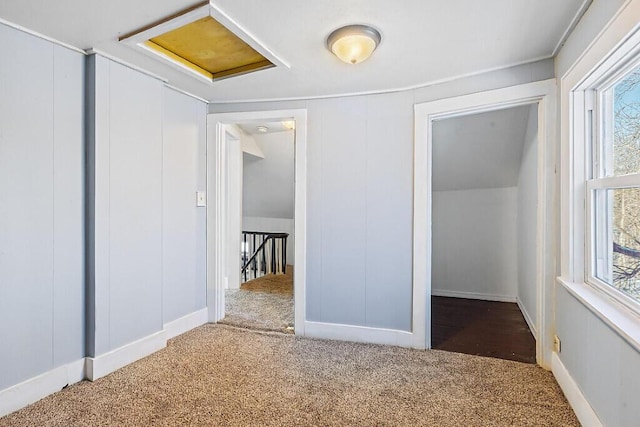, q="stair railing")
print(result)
[241,231,289,282]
